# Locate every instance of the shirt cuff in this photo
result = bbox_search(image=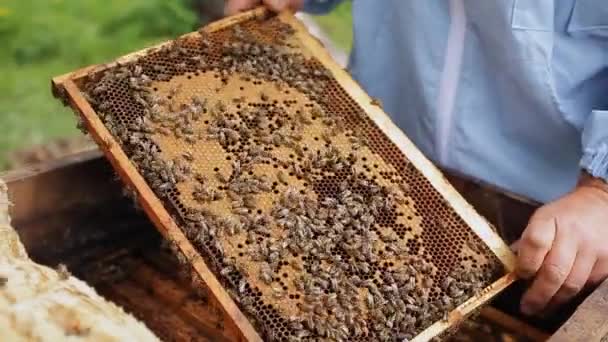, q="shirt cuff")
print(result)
[580,142,608,181]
